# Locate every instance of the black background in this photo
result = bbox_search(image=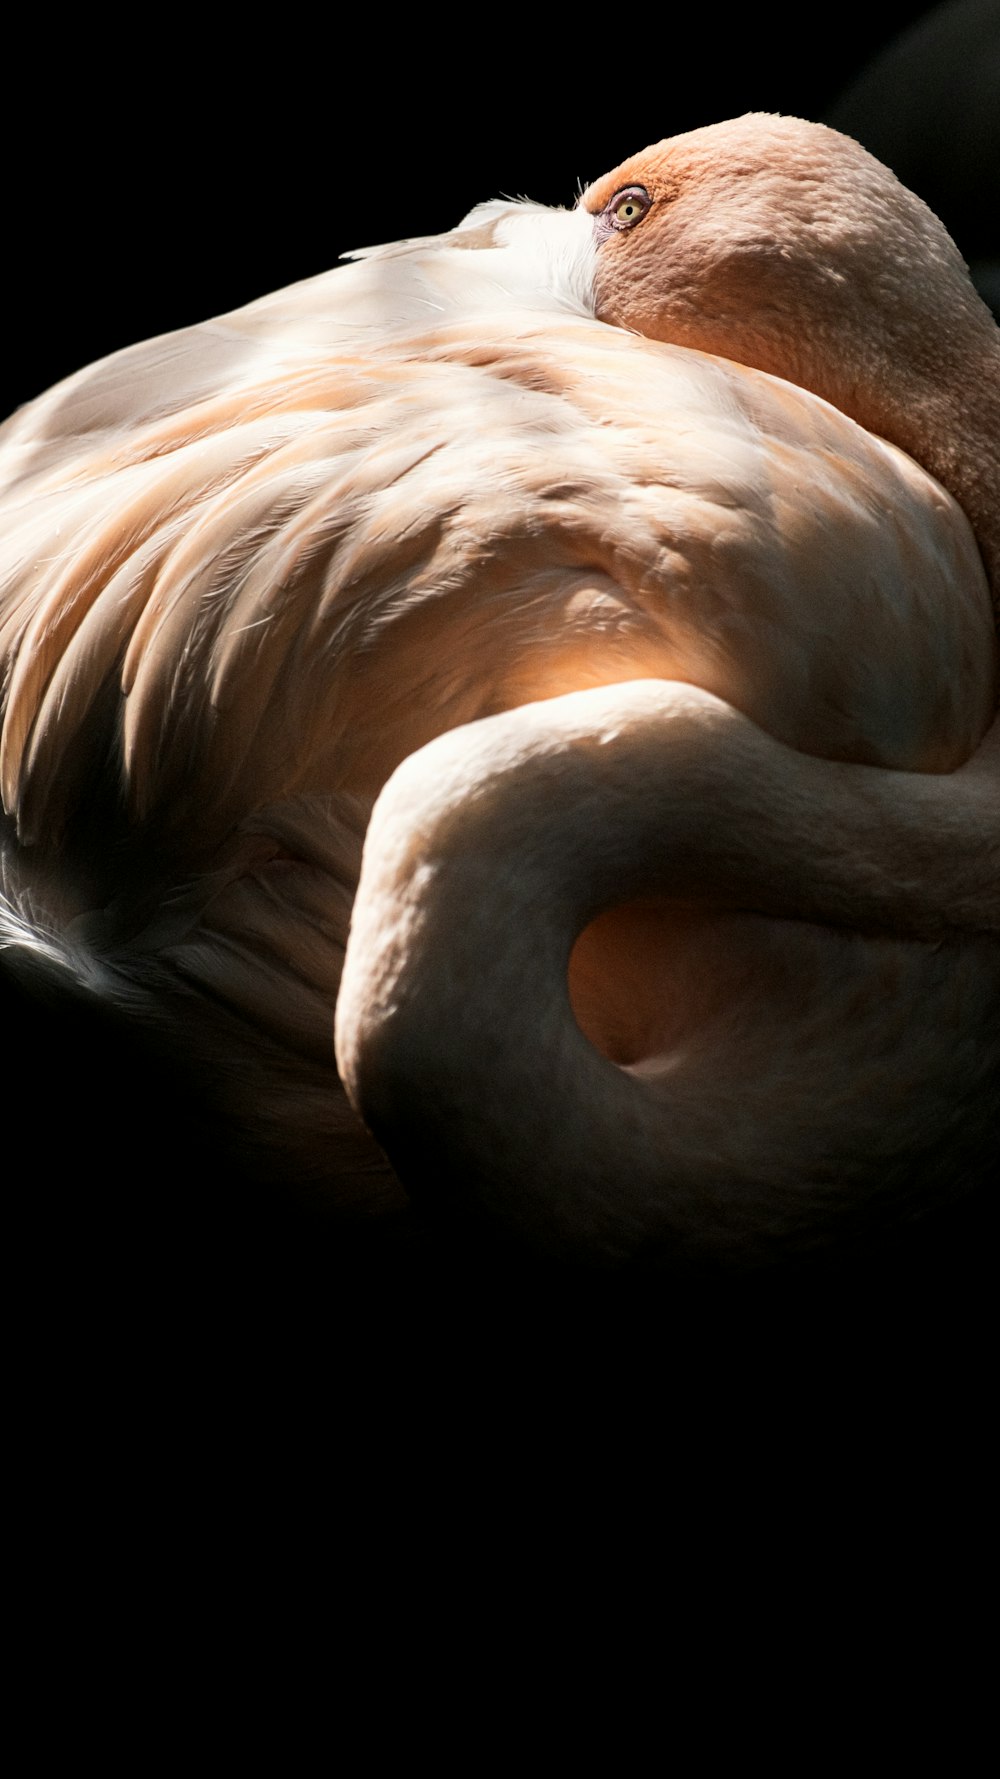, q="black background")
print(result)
[3,4,998,1404]
[7,2,997,415]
